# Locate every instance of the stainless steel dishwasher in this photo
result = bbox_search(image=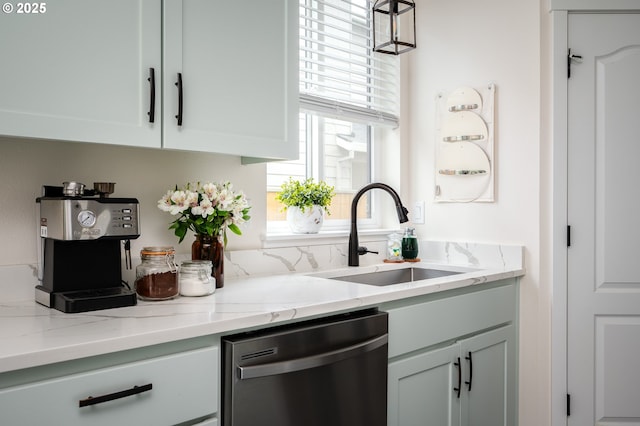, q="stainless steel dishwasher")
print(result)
[222,308,388,426]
